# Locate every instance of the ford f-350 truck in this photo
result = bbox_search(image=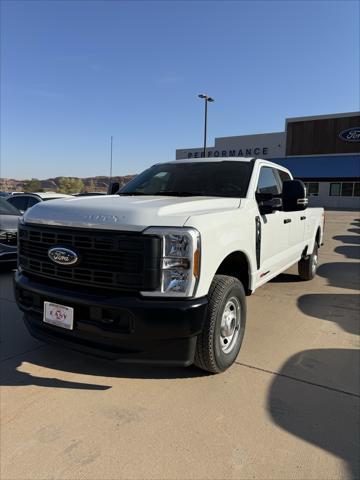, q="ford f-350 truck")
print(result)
[14,158,324,373]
